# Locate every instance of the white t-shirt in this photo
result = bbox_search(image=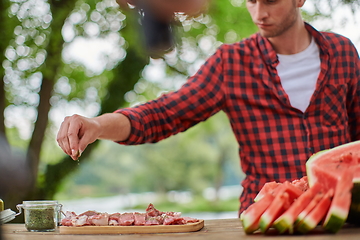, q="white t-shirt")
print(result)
[277,37,321,112]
